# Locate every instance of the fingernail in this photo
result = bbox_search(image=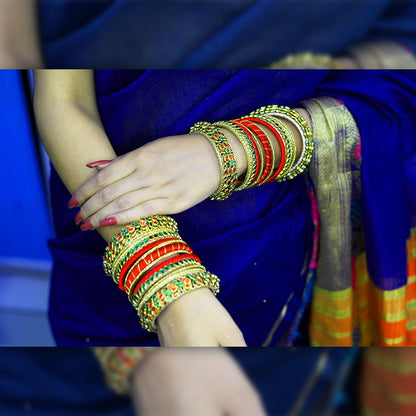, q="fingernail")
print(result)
[68,196,78,209]
[99,217,117,227]
[86,160,112,168]
[75,212,83,225]
[80,220,94,231]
